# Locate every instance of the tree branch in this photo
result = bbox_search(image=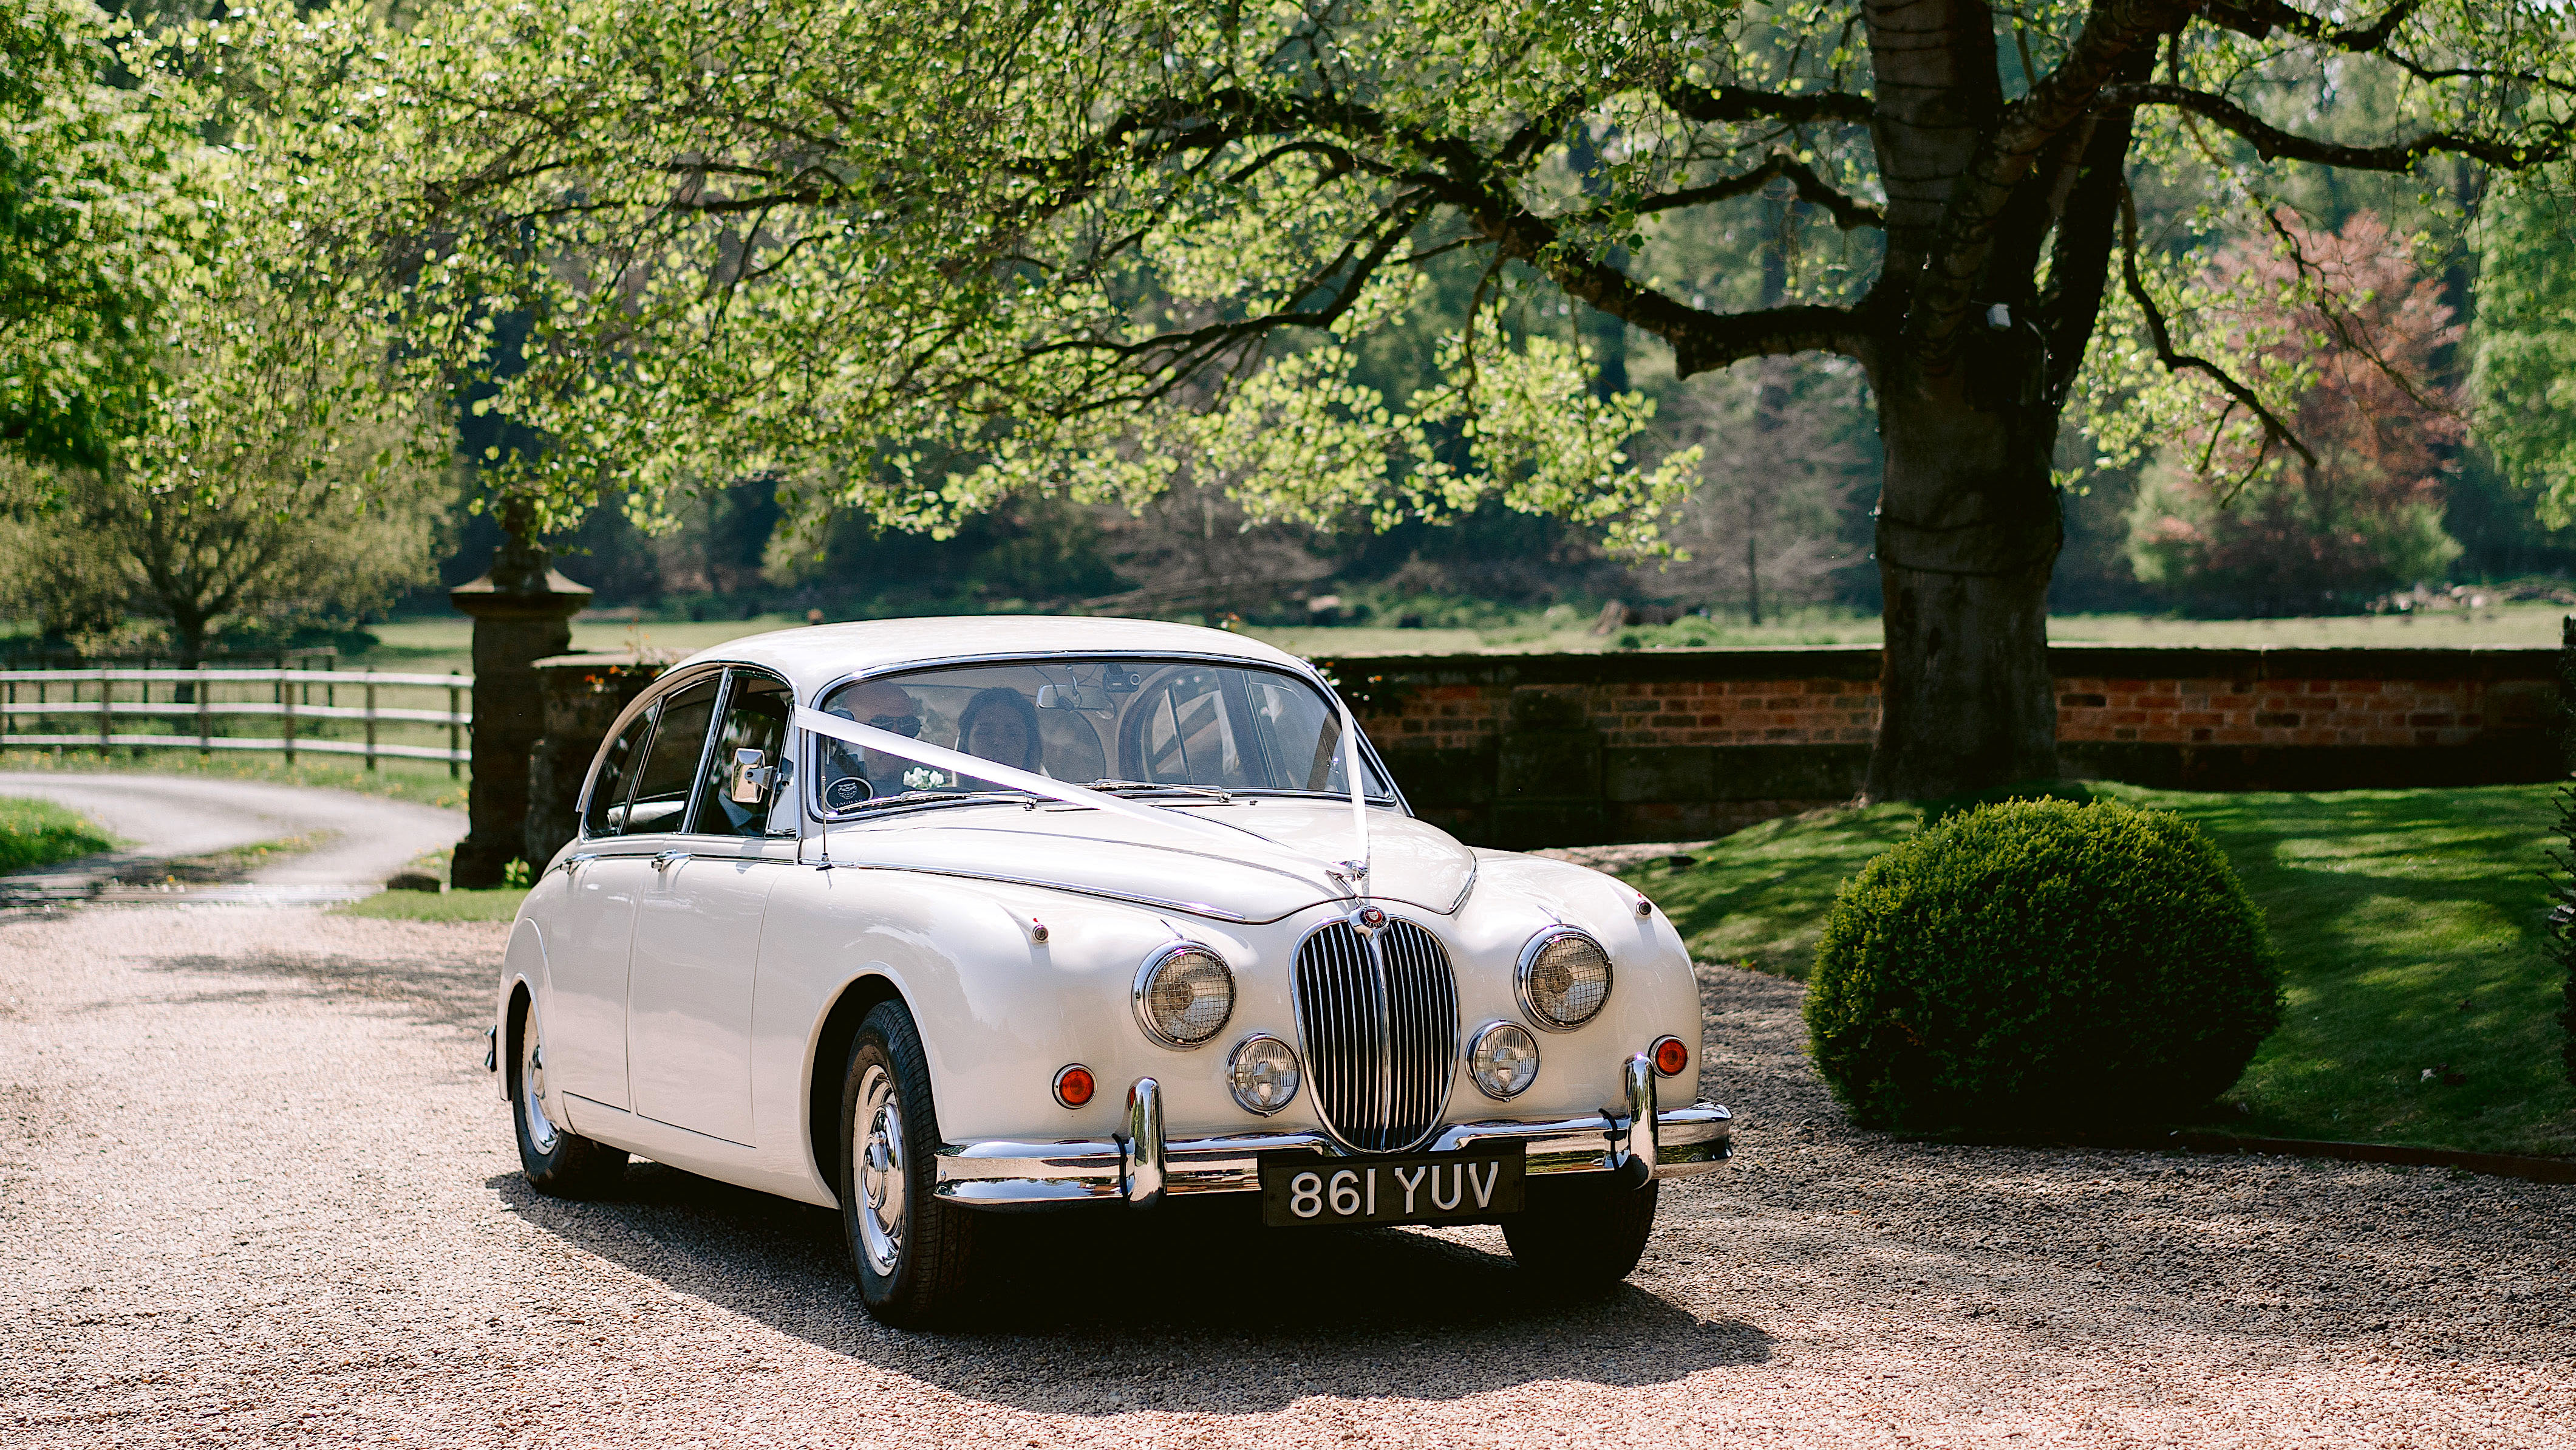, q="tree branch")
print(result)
[1907,0,2186,368]
[1658,81,1875,126]
[1614,152,1884,230]
[2101,83,2568,171]
[2118,186,2315,471]
[2198,0,2422,53]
